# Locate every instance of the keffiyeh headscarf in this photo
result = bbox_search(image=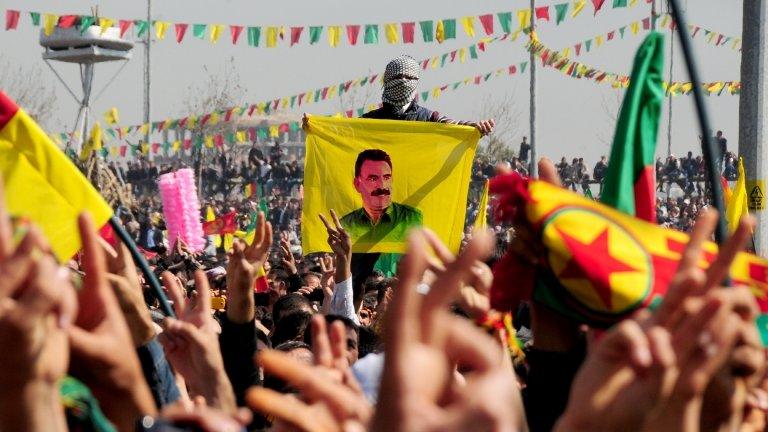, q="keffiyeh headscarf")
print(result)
[382,55,421,114]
